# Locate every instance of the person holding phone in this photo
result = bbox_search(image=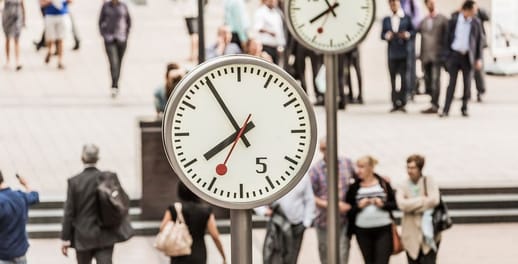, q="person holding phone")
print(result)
[0,170,40,264]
